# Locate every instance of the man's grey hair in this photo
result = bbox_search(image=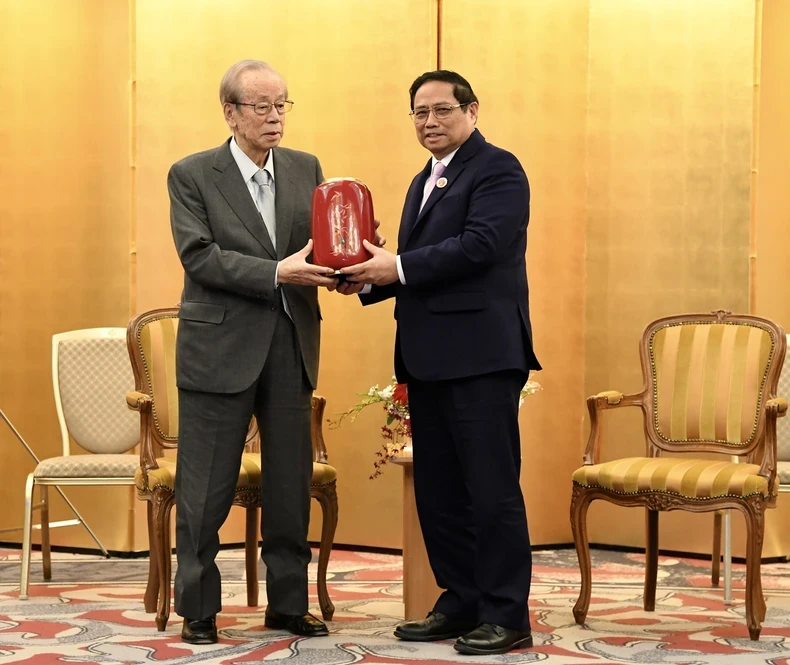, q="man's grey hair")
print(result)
[219,60,282,105]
